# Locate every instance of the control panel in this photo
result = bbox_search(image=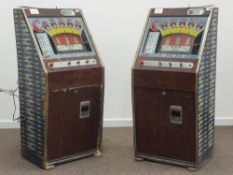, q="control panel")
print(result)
[47,58,97,68]
[138,60,194,69]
